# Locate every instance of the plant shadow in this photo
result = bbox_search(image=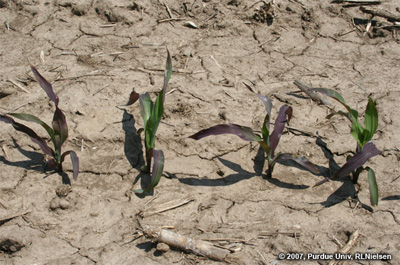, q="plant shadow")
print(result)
[120,108,153,197]
[0,137,47,172]
[174,156,256,187]
[315,137,357,208]
[256,146,310,189]
[174,145,311,190]
[382,195,400,201]
[121,109,144,170]
[0,138,77,184]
